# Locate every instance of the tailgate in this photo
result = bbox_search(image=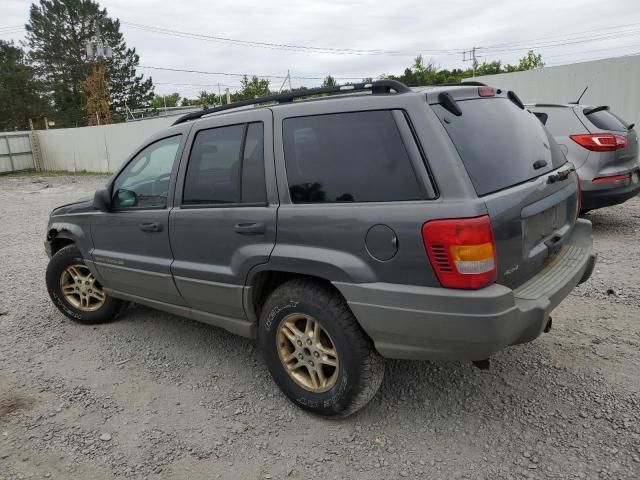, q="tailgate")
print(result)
[484,167,580,288]
[432,94,580,288]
